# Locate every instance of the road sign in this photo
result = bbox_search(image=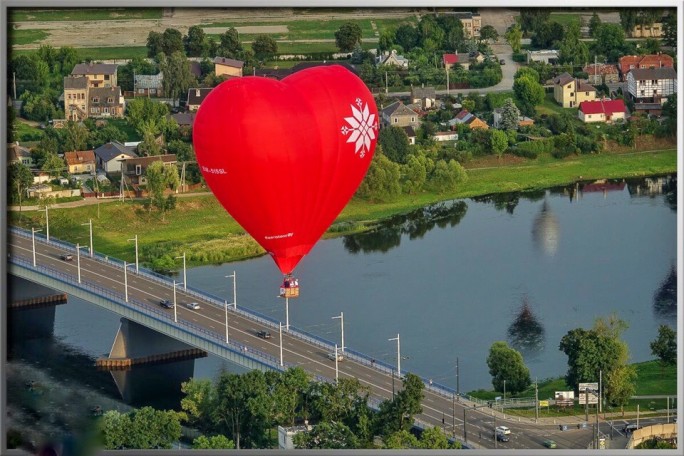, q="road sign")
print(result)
[555,391,575,407]
[579,382,599,405]
[539,400,549,407]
